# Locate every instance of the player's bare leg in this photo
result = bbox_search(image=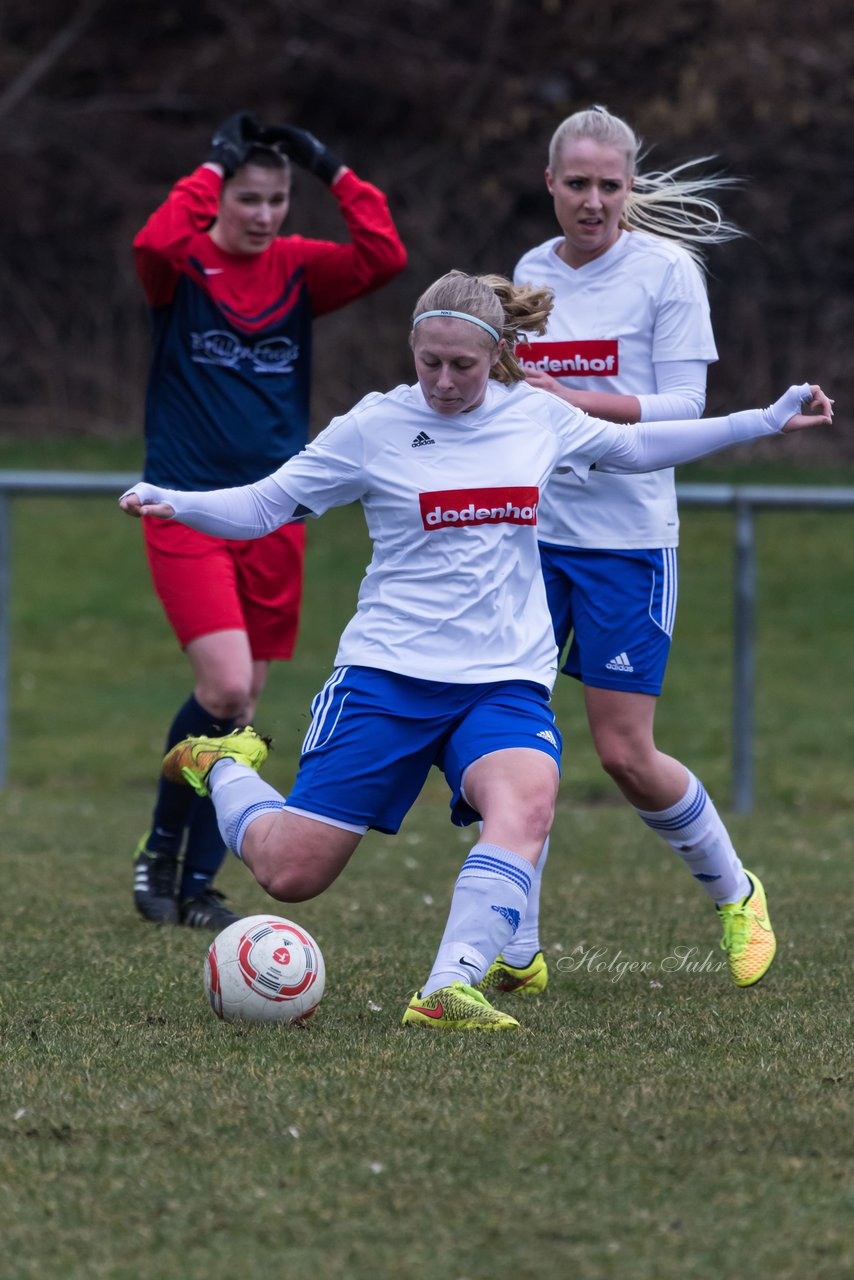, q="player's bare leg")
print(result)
[240,810,362,902]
